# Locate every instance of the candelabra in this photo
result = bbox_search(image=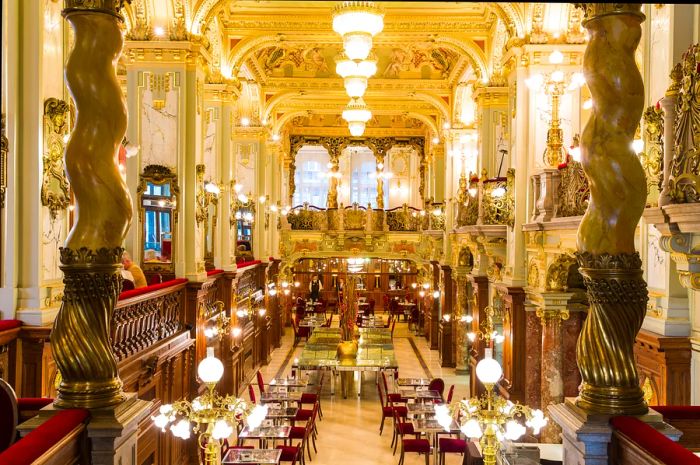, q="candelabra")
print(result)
[152,348,268,465]
[434,350,547,465]
[525,50,586,168]
[467,305,504,345]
